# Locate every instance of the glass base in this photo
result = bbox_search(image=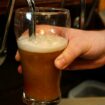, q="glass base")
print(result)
[23,92,60,105]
